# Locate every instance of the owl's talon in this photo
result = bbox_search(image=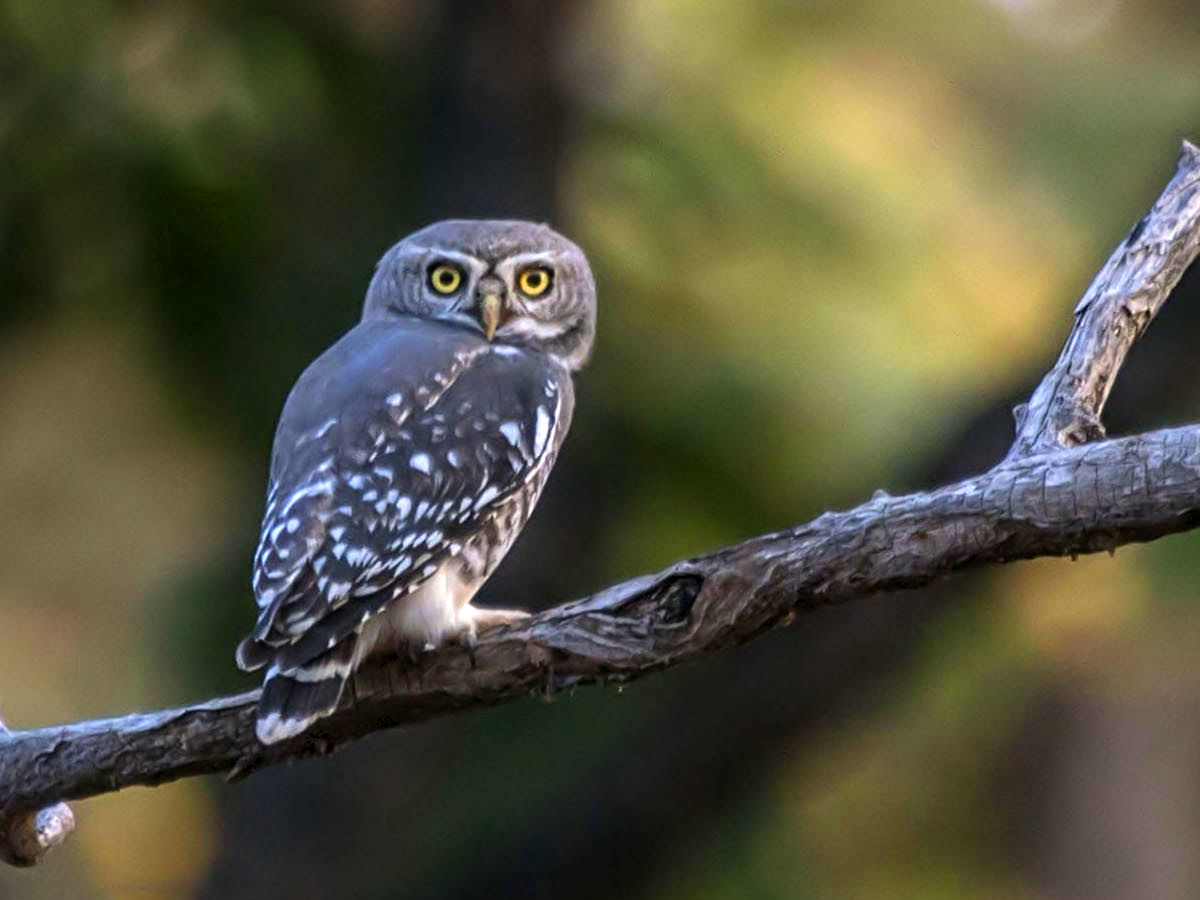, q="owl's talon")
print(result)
[464,606,530,634]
